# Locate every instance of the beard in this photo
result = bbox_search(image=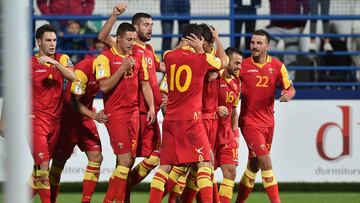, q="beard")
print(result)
[138,33,151,42]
